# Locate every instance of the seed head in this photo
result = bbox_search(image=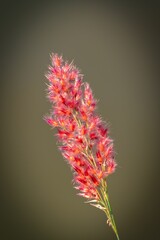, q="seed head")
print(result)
[44,53,117,203]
